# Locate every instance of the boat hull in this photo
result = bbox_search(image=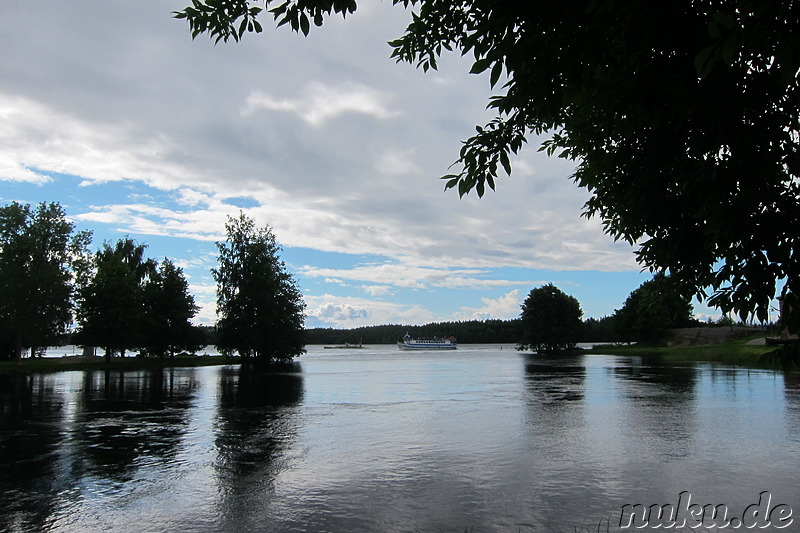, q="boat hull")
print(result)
[397,334,457,350]
[397,343,457,350]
